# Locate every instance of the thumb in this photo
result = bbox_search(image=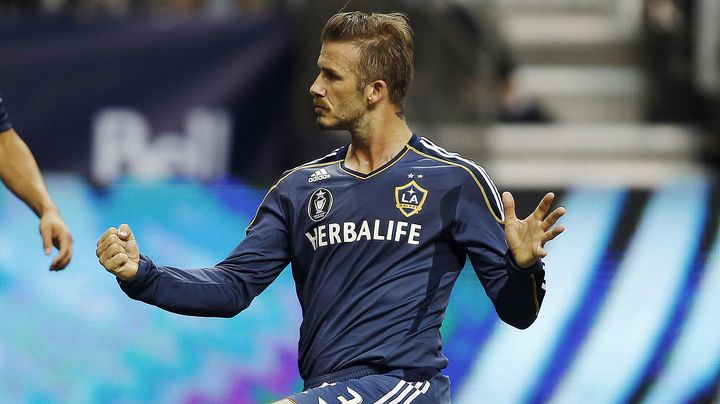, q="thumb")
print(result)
[40,223,53,255]
[502,191,517,222]
[118,223,134,241]
[119,223,140,259]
